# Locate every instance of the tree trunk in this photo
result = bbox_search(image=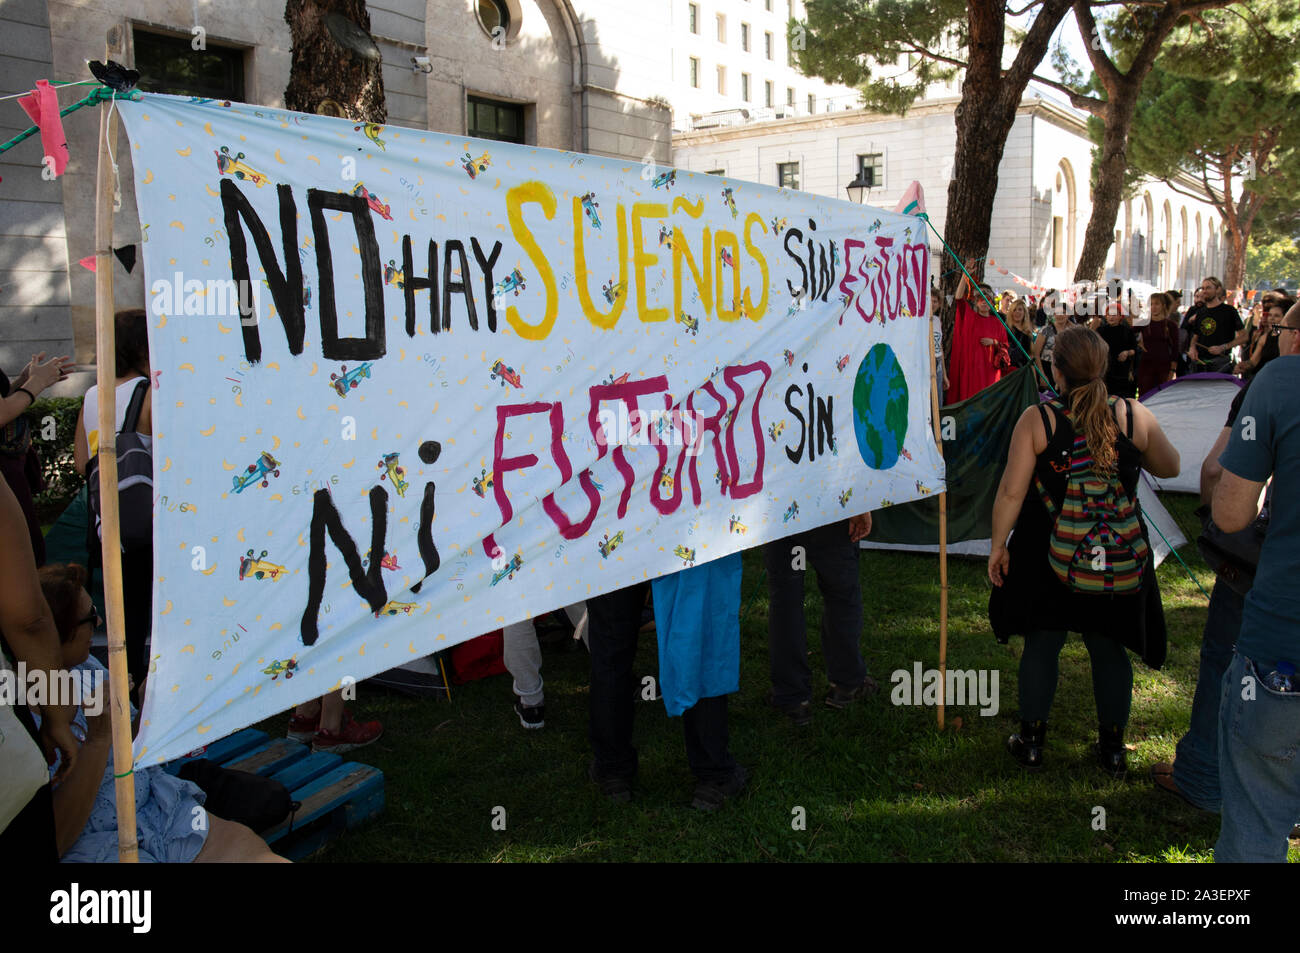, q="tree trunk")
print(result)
[938,0,1070,357]
[285,0,386,123]
[1072,88,1137,284]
